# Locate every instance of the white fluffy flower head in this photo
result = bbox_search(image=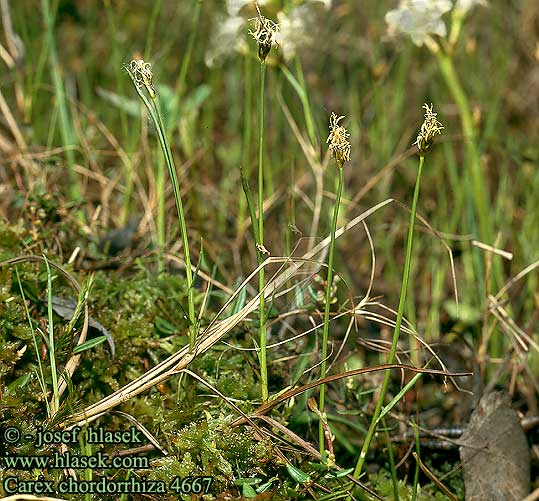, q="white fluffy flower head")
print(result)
[454,0,488,14]
[385,0,452,47]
